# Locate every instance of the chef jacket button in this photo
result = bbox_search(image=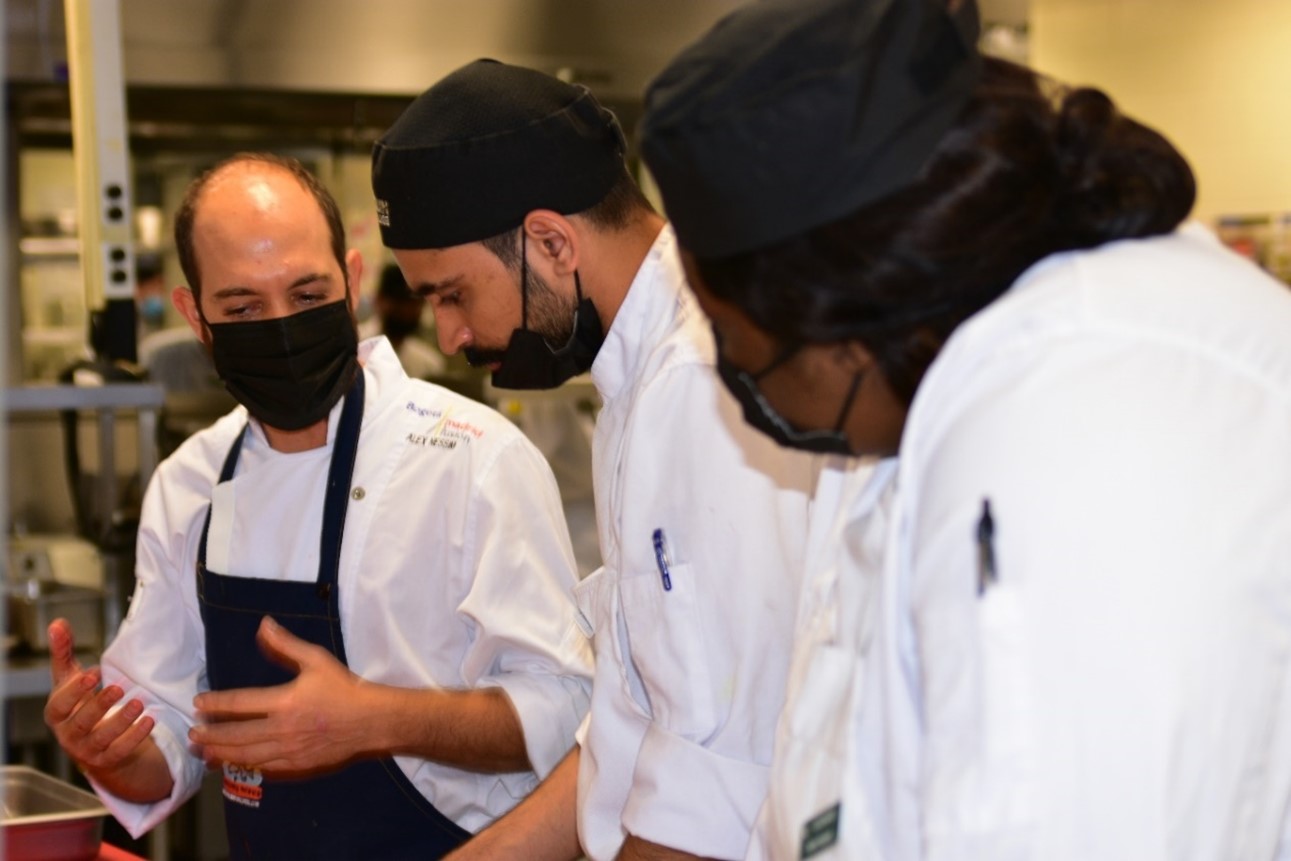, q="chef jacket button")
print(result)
[351,487,366,501]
